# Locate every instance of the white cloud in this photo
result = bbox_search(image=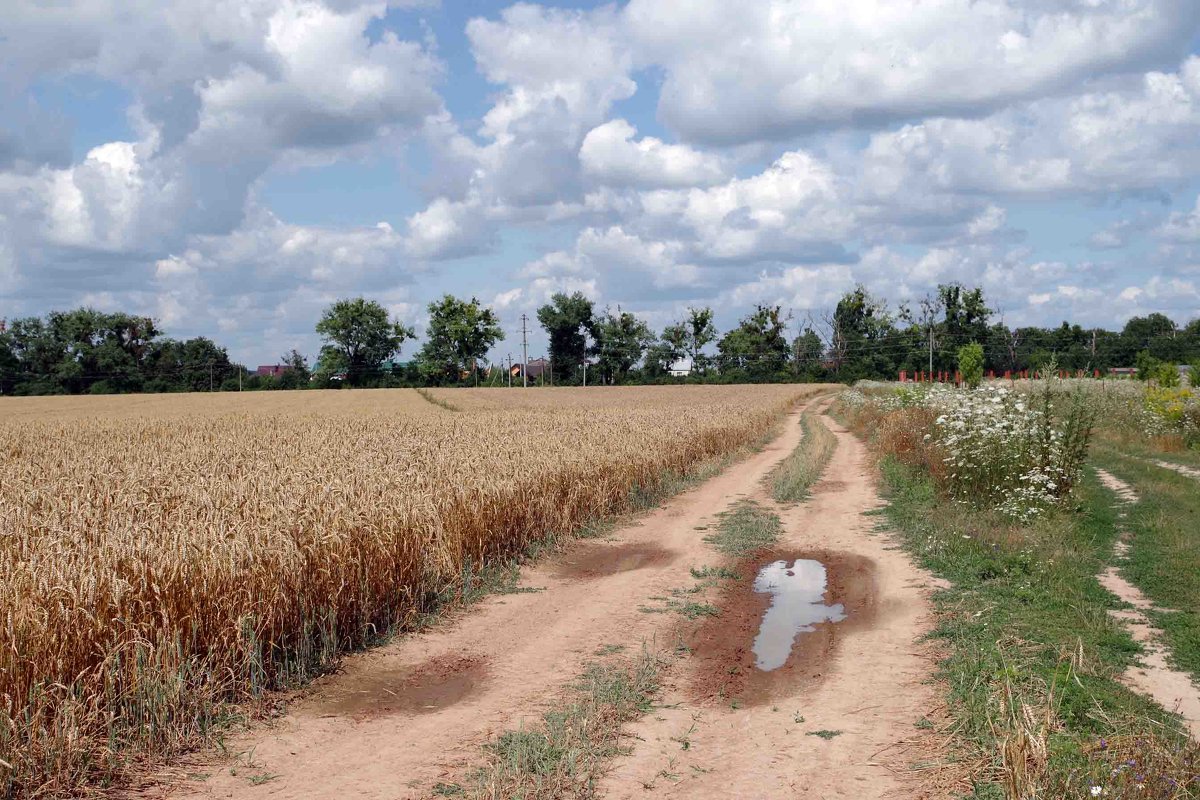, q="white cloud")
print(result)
[580,119,726,188]
[1157,196,1200,241]
[0,1,442,257]
[856,57,1200,202]
[624,0,1200,144]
